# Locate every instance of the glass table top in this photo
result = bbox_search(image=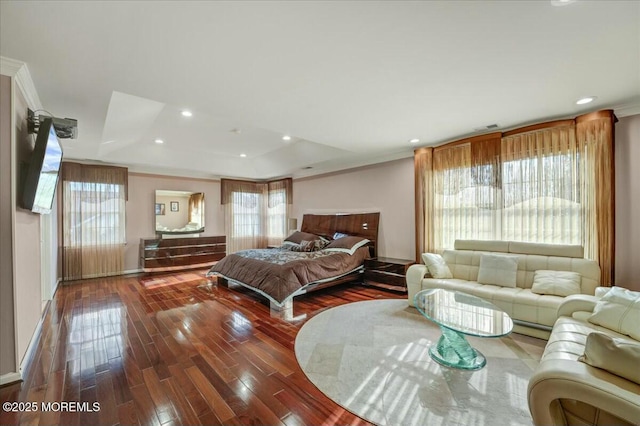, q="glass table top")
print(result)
[414,288,513,338]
